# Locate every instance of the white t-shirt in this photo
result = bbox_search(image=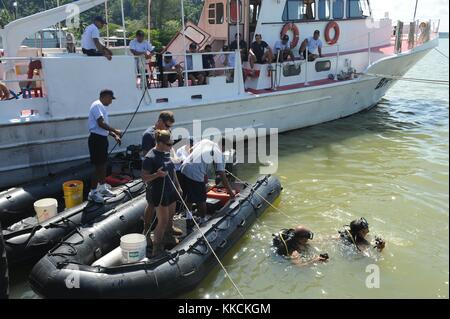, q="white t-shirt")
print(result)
[181,139,225,182]
[175,145,190,171]
[306,36,323,54]
[88,100,109,136]
[129,39,154,54]
[219,52,235,68]
[274,40,291,52]
[163,58,178,69]
[81,24,100,50]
